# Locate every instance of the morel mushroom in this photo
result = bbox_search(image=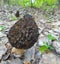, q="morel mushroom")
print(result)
[7,14,39,56]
